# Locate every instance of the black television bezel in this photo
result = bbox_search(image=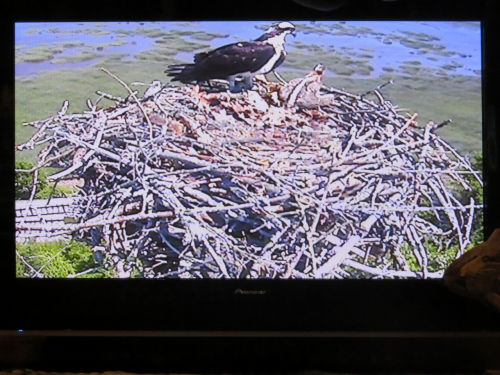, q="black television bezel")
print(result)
[3,0,500,335]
